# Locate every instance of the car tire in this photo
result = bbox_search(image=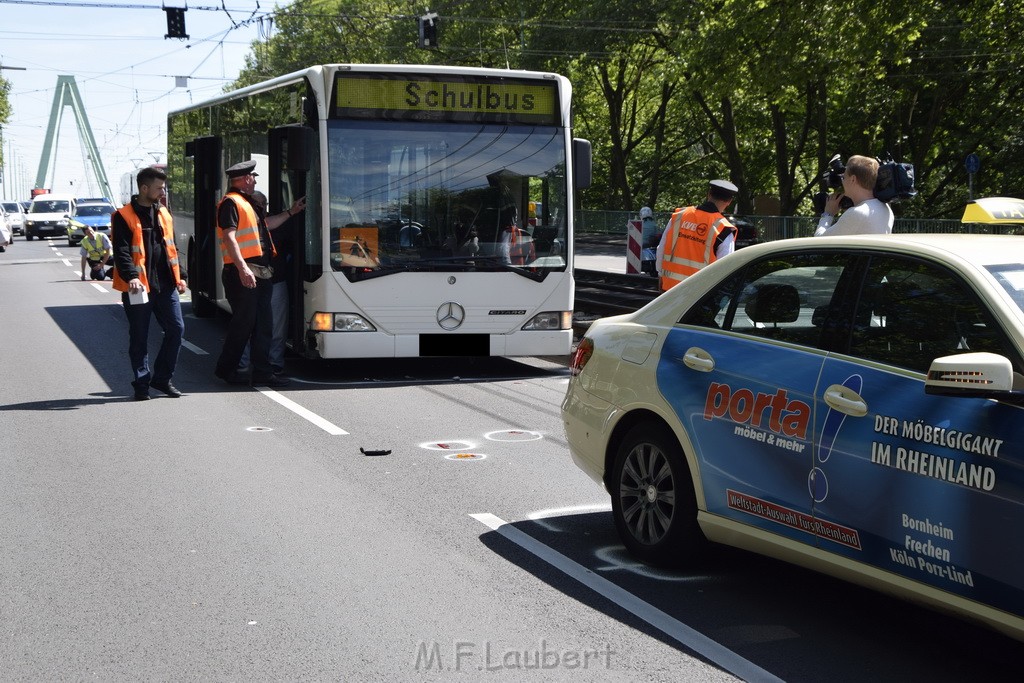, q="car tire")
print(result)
[611,421,705,568]
[26,232,33,241]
